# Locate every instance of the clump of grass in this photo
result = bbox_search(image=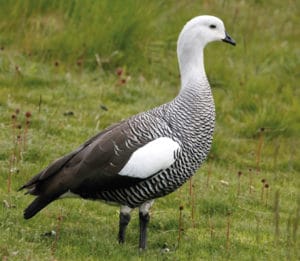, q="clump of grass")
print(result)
[7,108,32,193]
[0,0,181,75]
[8,109,21,193]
